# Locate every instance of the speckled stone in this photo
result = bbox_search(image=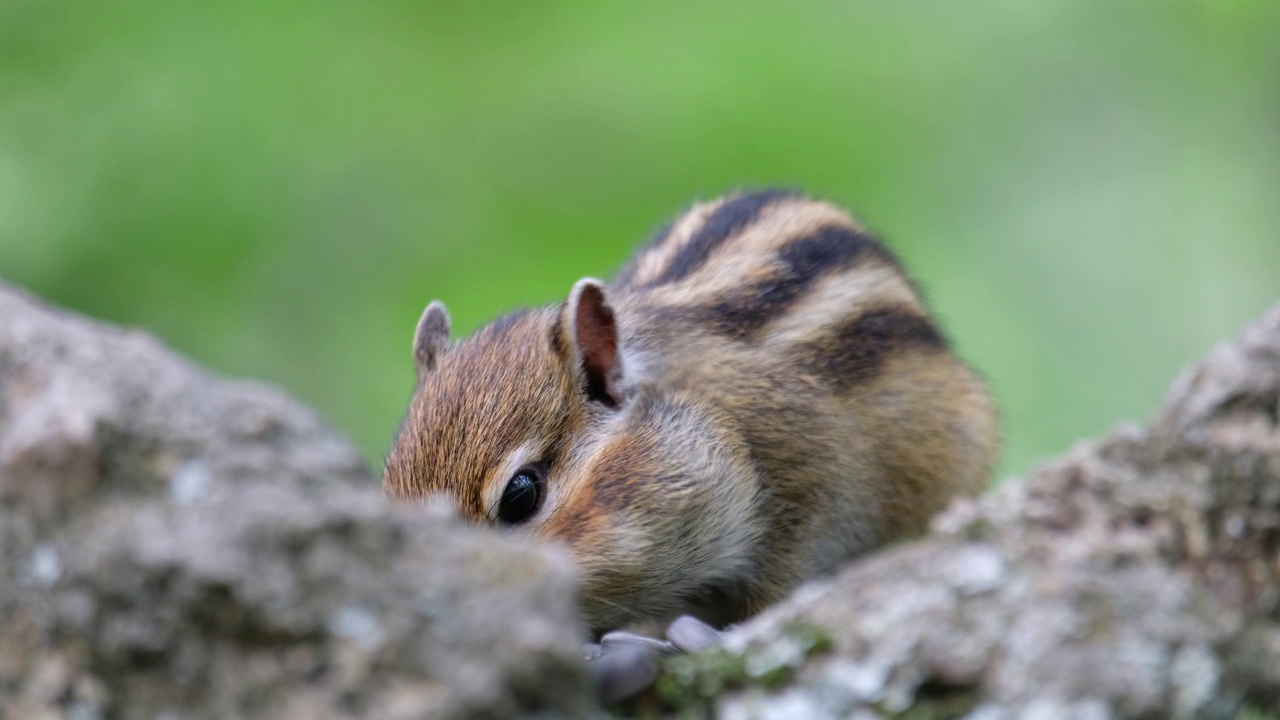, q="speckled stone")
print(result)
[0,283,594,720]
